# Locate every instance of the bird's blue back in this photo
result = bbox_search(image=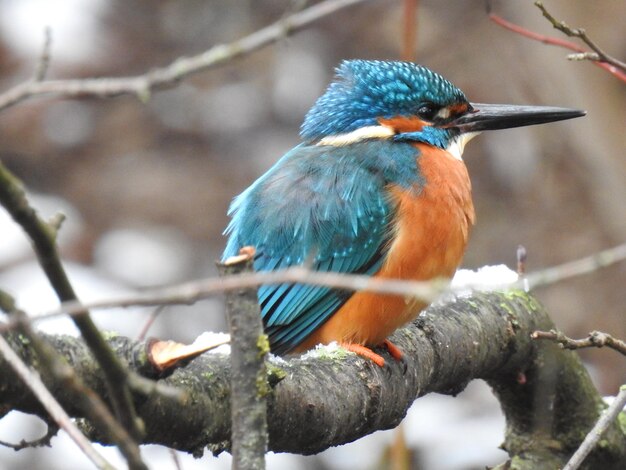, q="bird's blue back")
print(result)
[223,140,423,353]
